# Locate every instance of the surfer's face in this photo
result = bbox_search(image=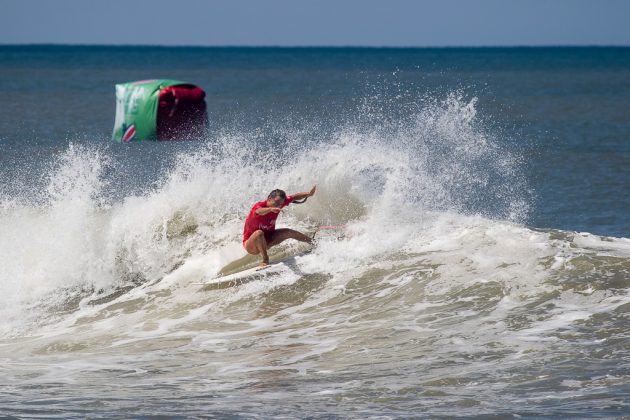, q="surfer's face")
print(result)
[269,195,284,207]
